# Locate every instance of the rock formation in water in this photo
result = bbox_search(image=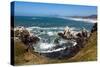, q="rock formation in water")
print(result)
[58,26,89,40]
[49,26,89,58]
[14,26,90,58]
[58,26,74,40]
[14,26,40,51]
